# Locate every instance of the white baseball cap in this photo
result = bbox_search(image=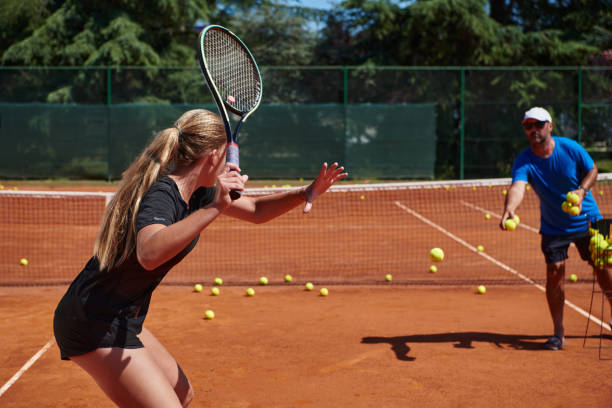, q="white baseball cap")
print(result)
[522,107,552,123]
